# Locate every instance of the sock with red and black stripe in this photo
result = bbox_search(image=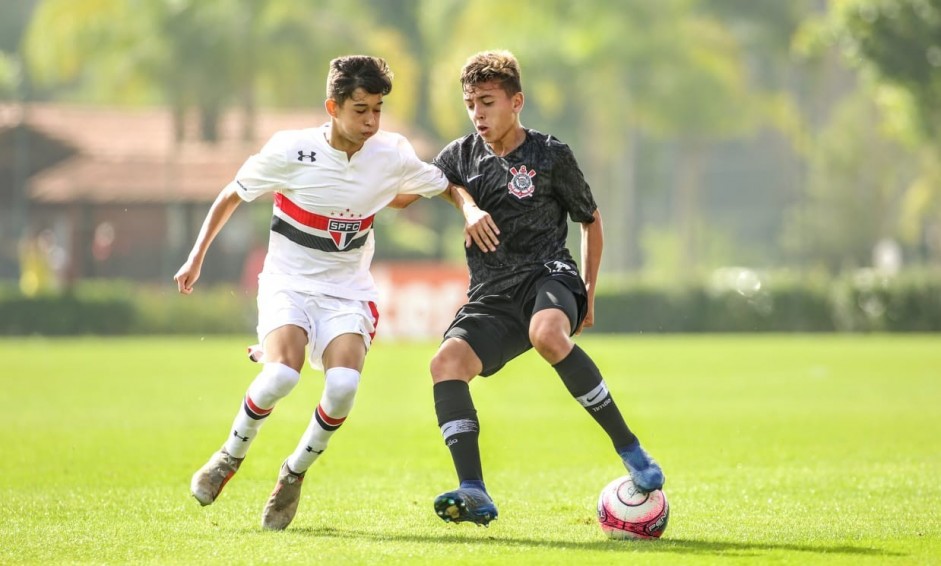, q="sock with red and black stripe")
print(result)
[287,367,361,473]
[223,362,300,458]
